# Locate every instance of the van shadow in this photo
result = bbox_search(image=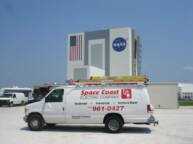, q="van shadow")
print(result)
[21,125,151,134]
